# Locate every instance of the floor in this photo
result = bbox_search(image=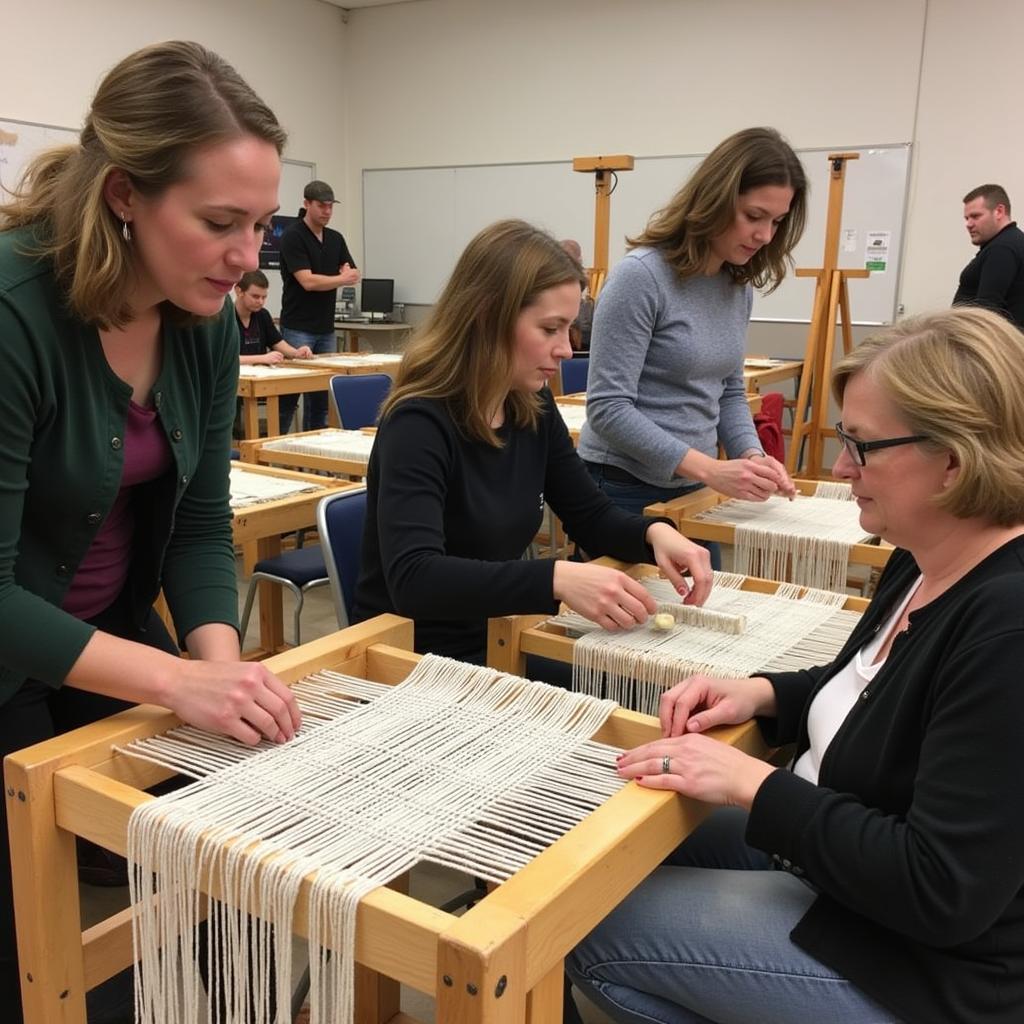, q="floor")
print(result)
[79,556,614,1023]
